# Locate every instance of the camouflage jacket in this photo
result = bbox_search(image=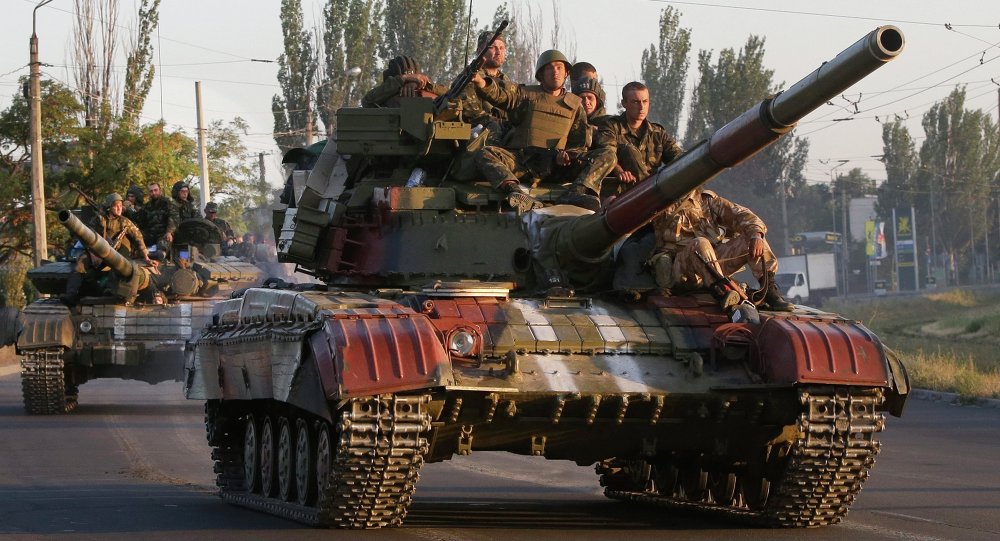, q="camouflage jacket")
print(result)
[477,82,589,153]
[361,75,449,108]
[208,216,235,242]
[90,213,148,258]
[594,114,682,180]
[653,189,767,253]
[138,196,176,244]
[463,70,513,126]
[174,198,201,222]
